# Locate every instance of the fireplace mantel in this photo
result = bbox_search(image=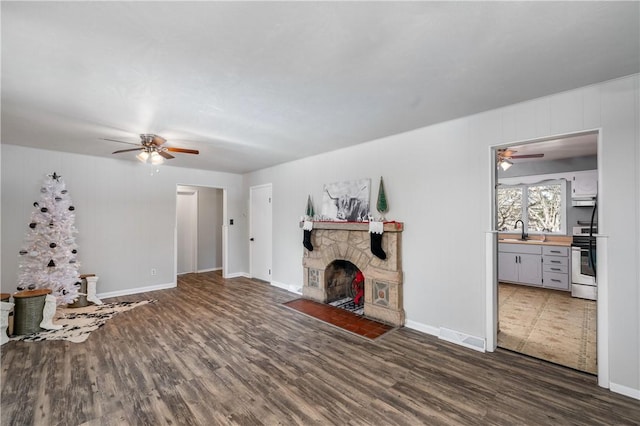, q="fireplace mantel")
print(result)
[300,221,403,232]
[301,220,405,327]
